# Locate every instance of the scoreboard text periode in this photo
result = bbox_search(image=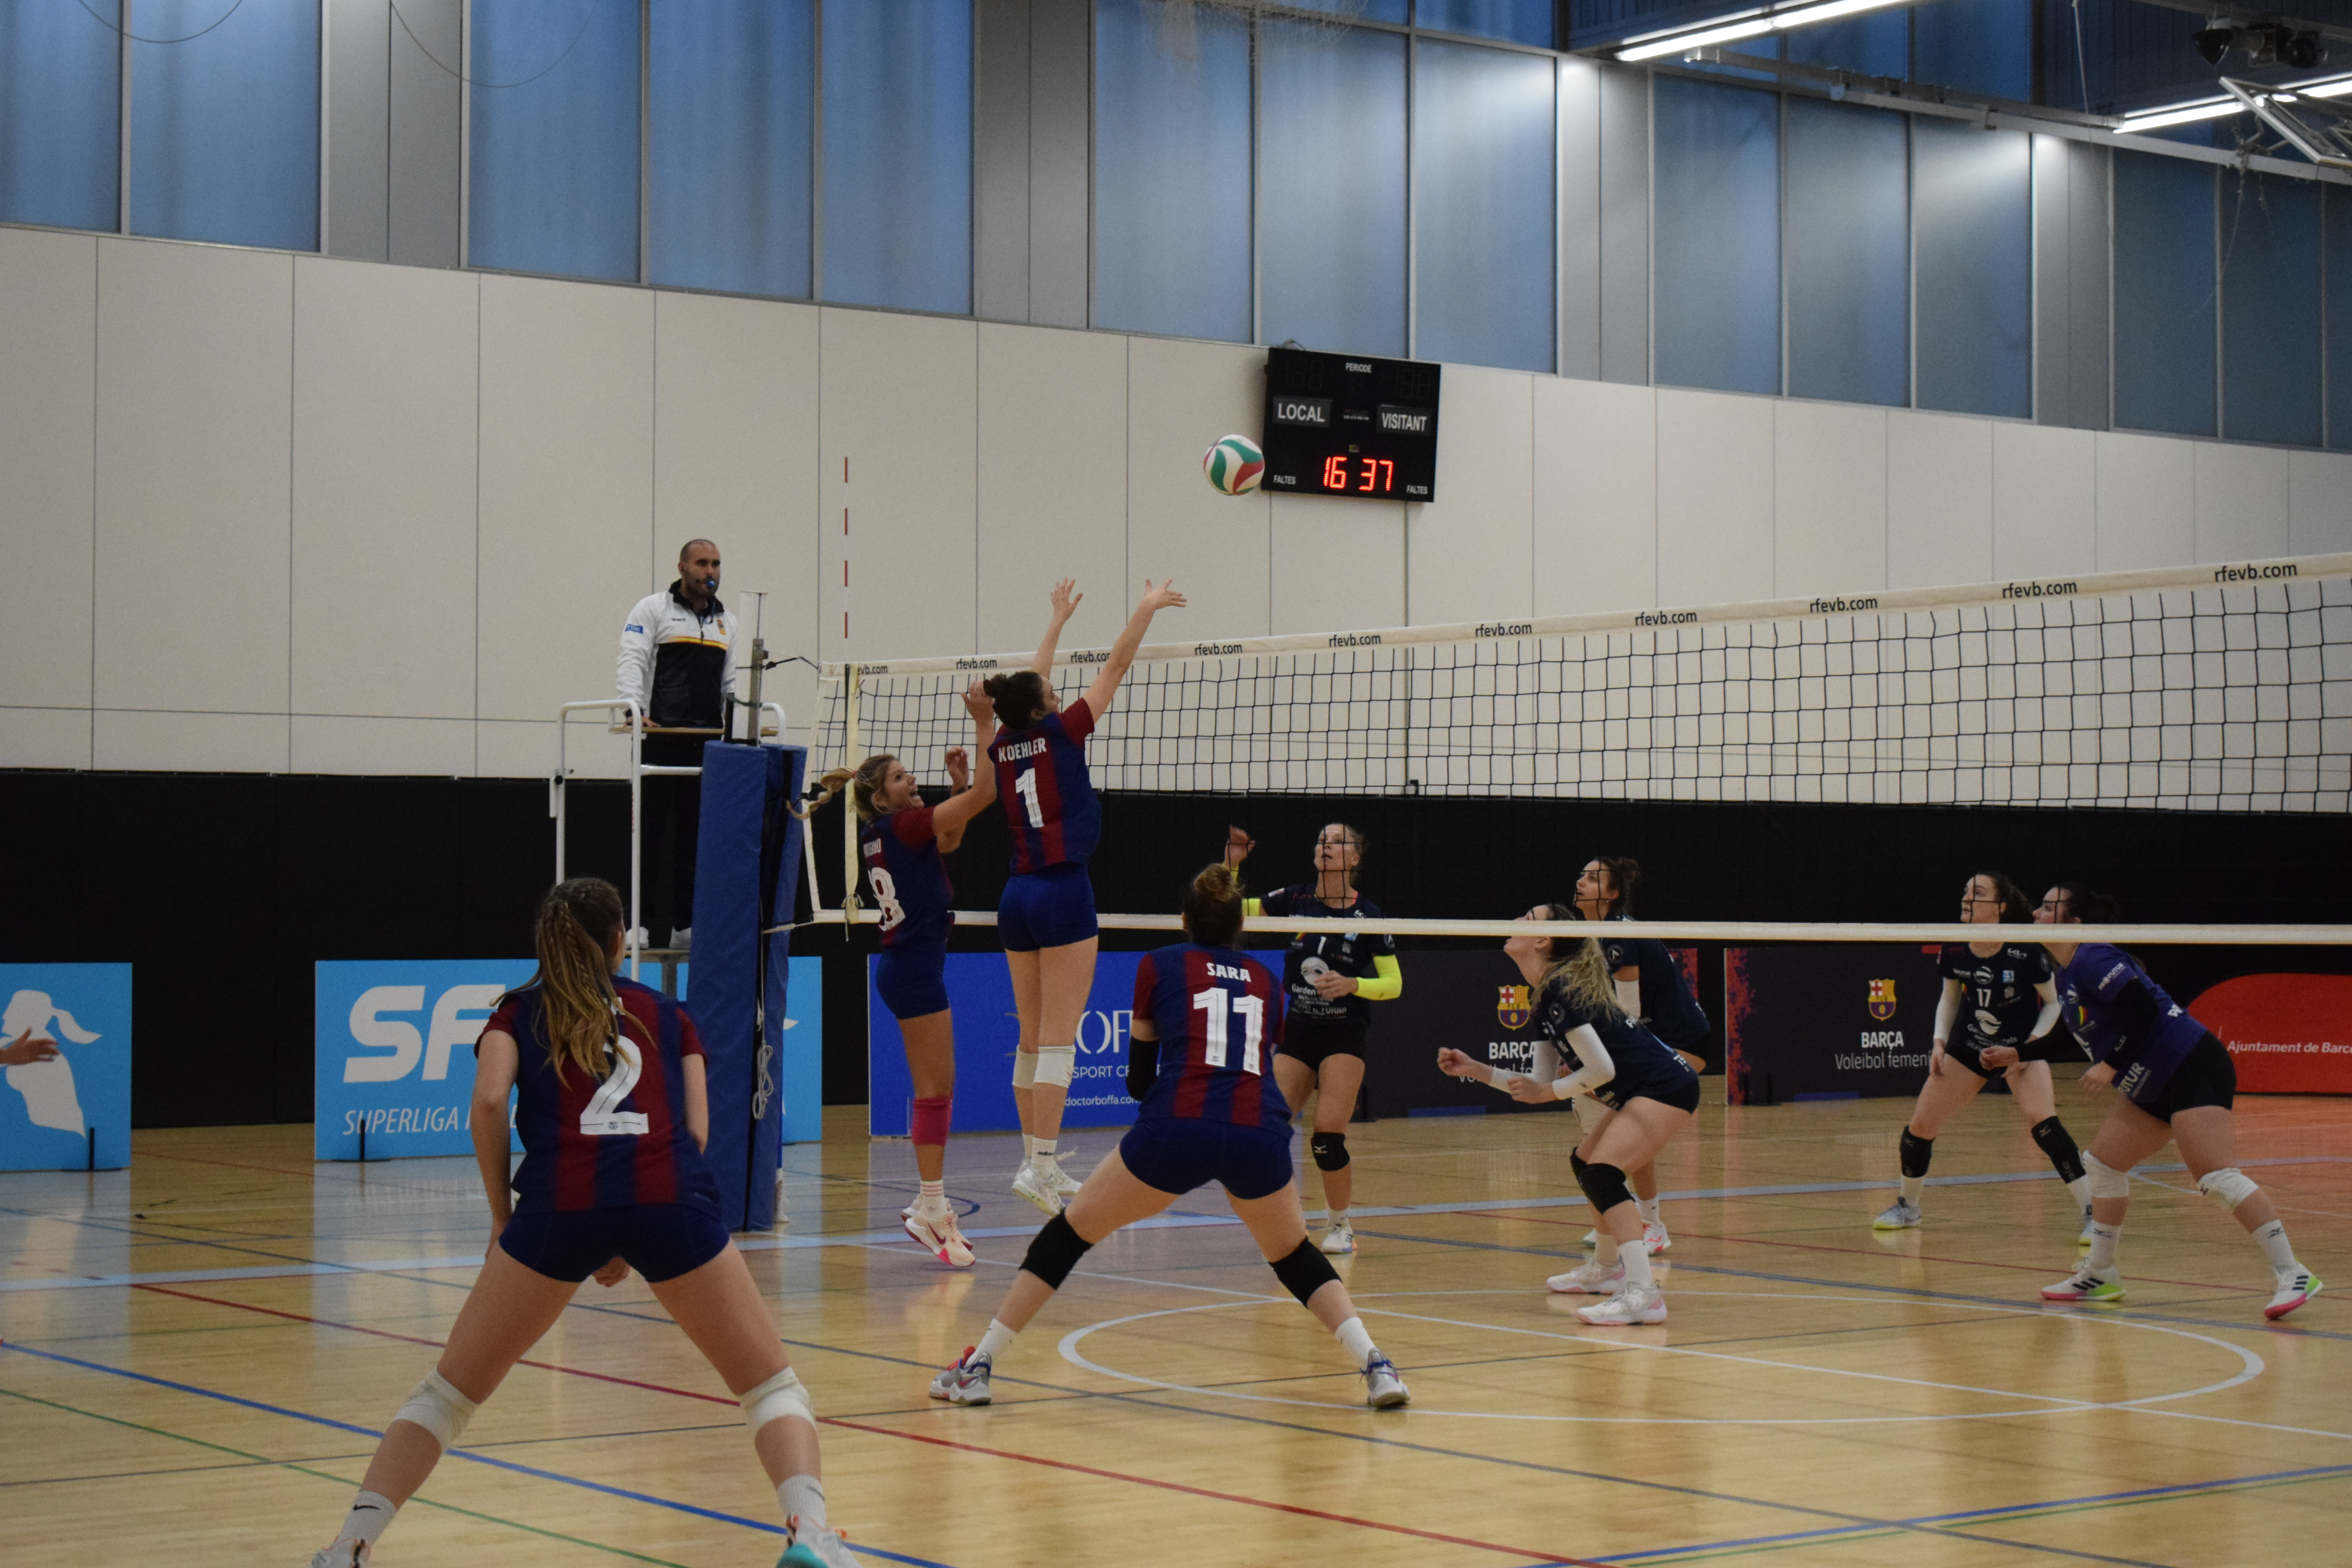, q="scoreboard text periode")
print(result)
[1261,347,1441,502]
